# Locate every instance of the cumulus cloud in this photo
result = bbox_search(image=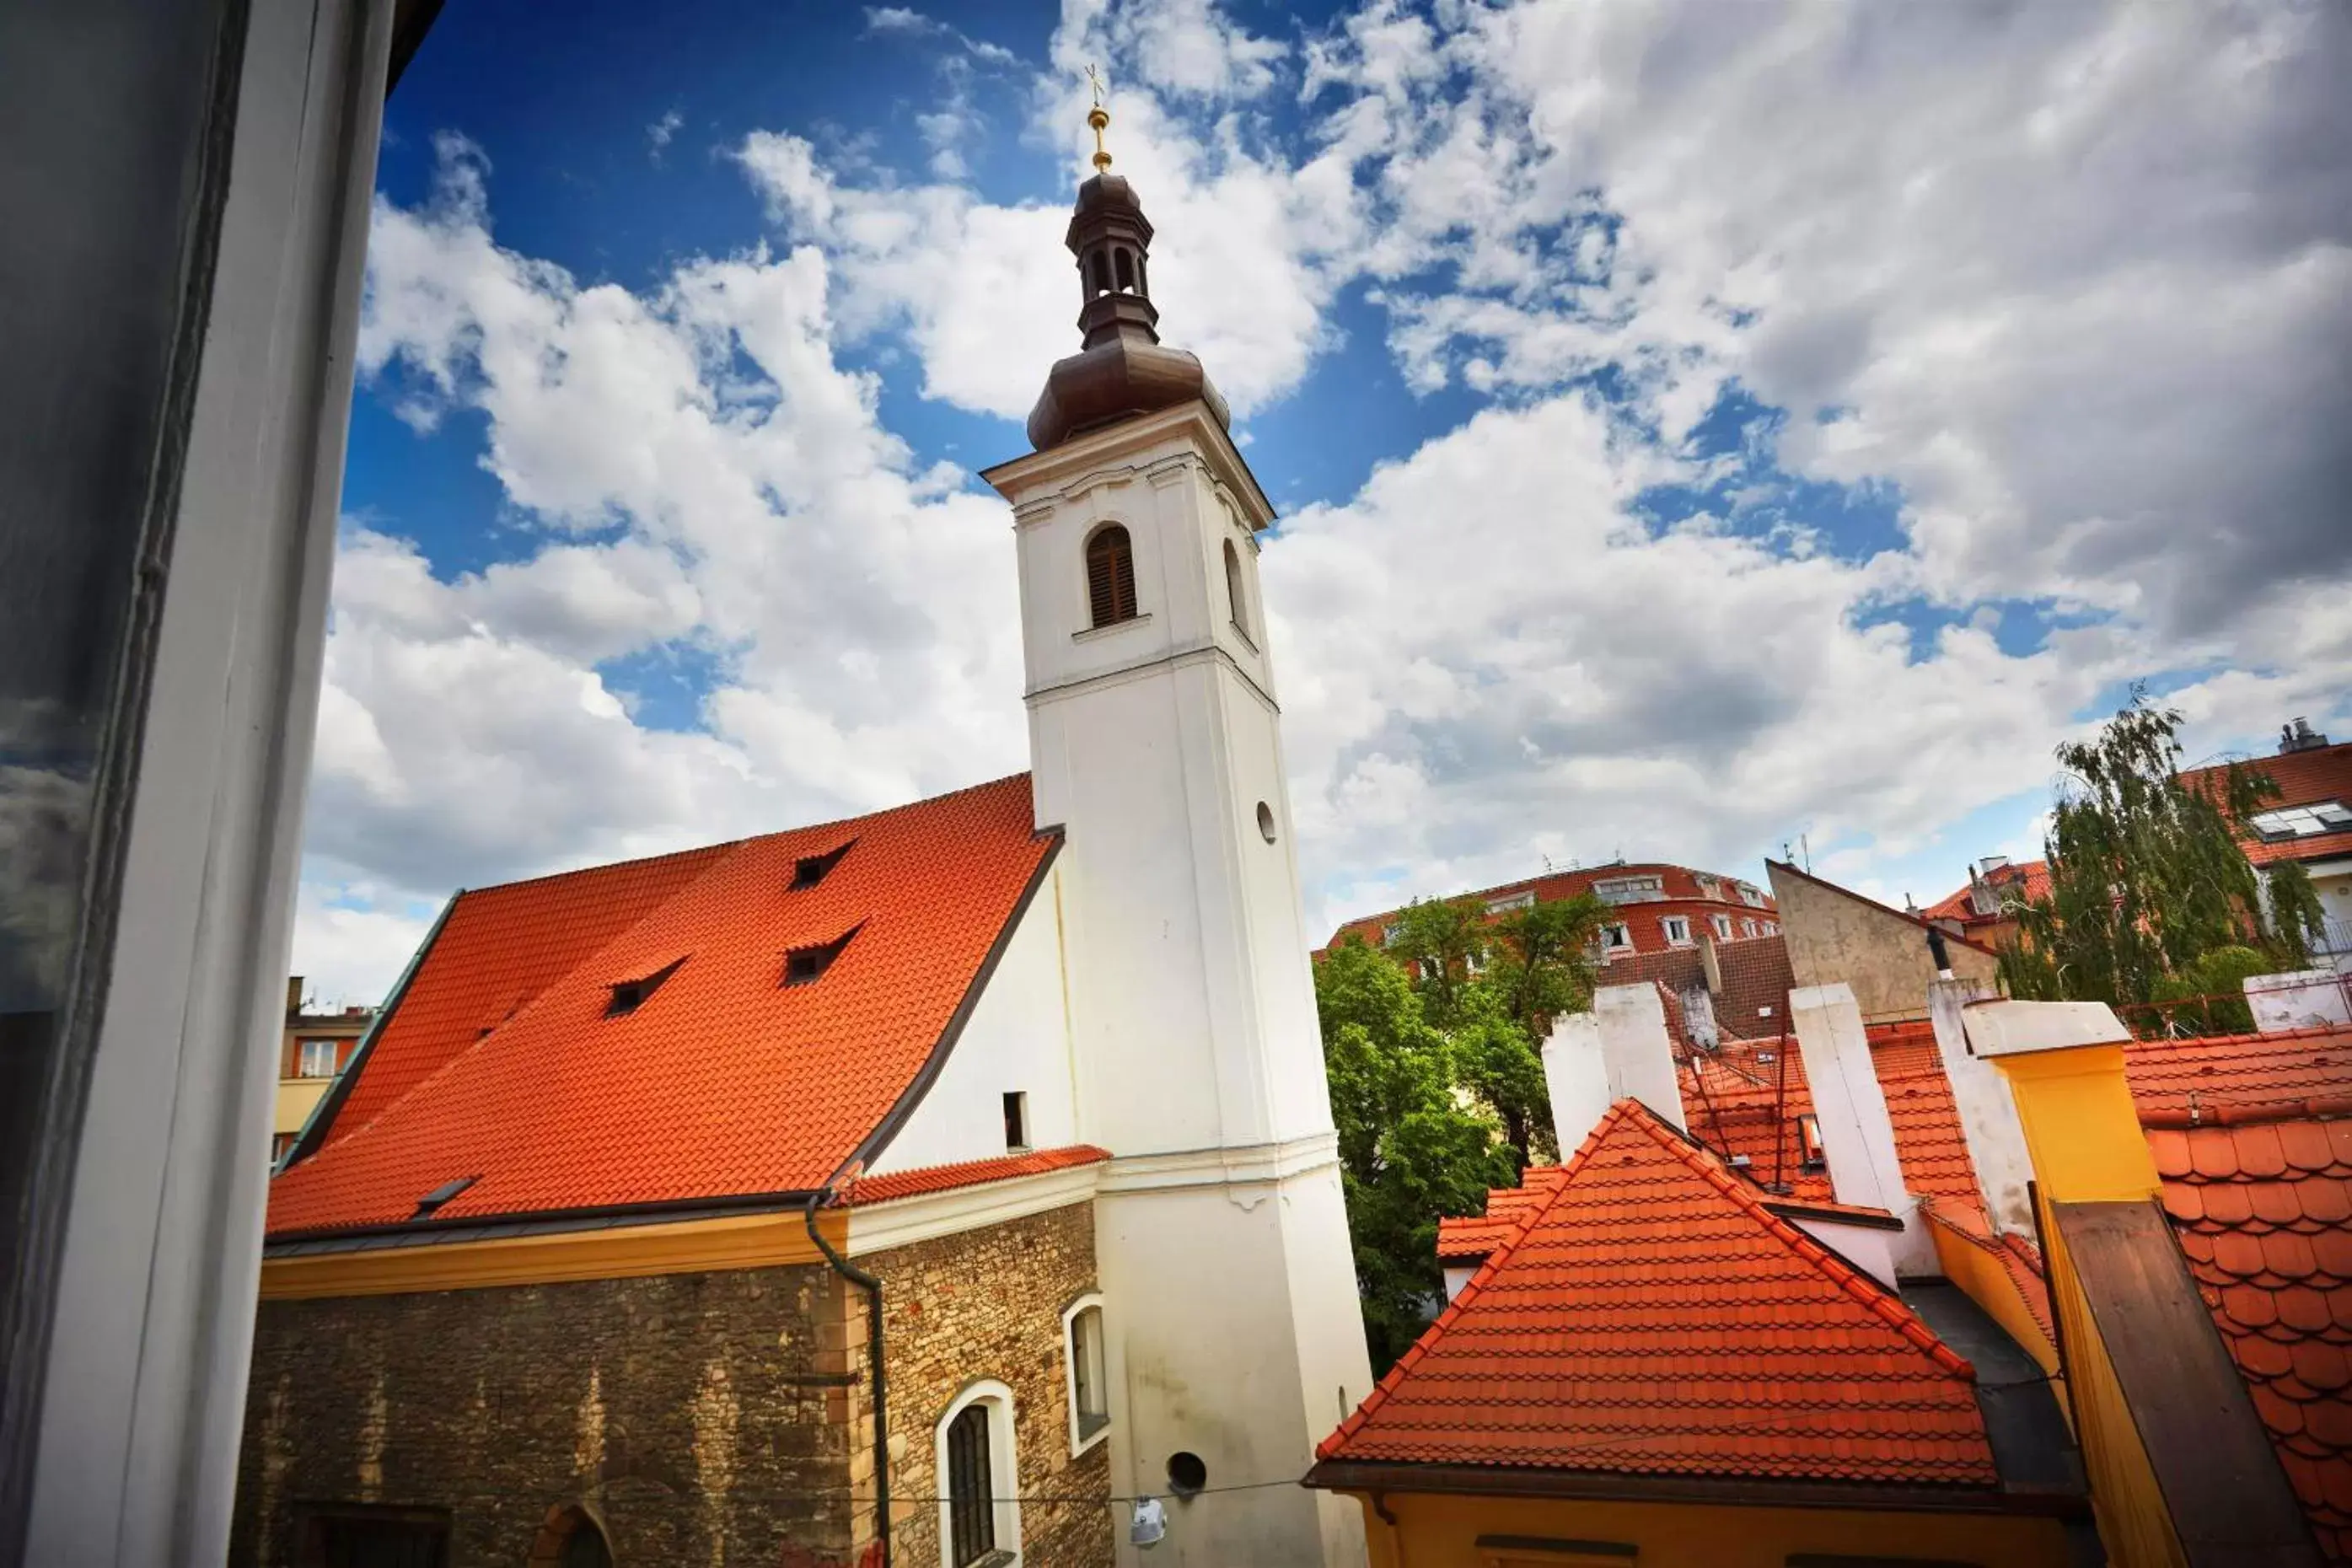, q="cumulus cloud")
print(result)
[297,0,2352,993]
